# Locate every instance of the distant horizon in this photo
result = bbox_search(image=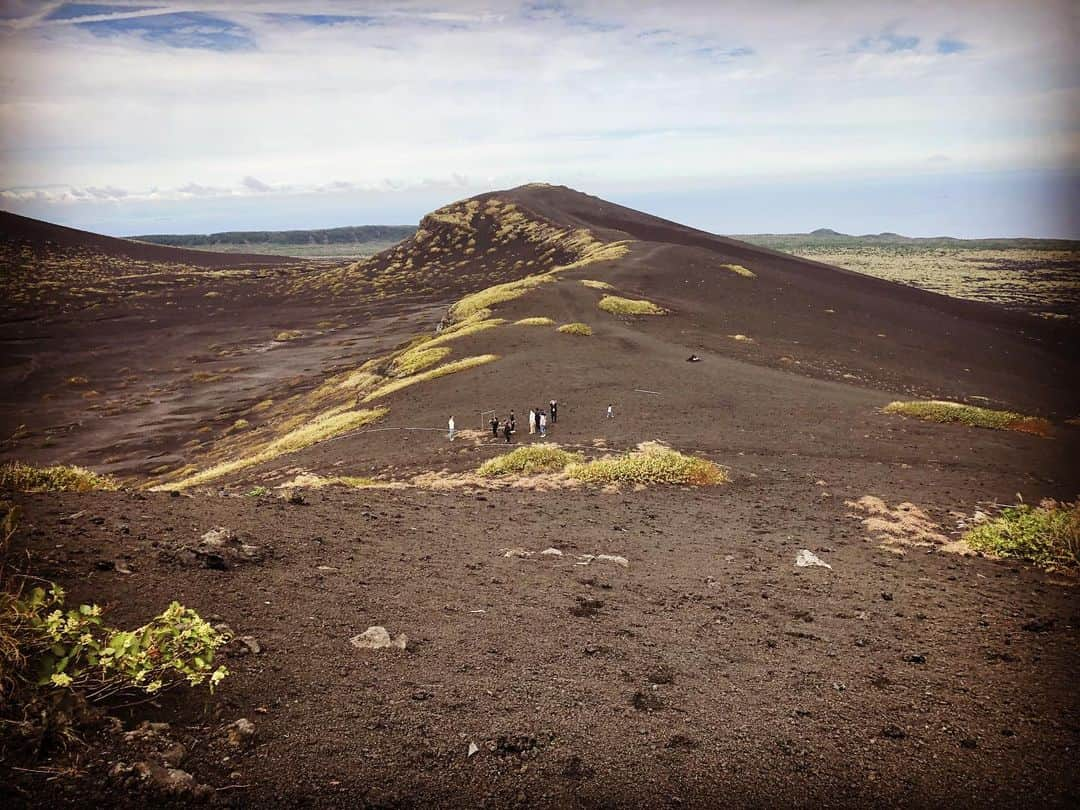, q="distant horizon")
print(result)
[6,168,1078,242]
[2,2,1077,241]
